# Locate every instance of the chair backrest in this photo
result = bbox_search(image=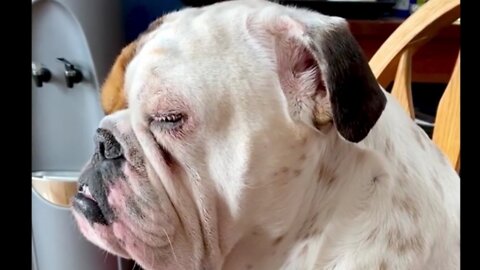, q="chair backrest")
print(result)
[368,0,460,172]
